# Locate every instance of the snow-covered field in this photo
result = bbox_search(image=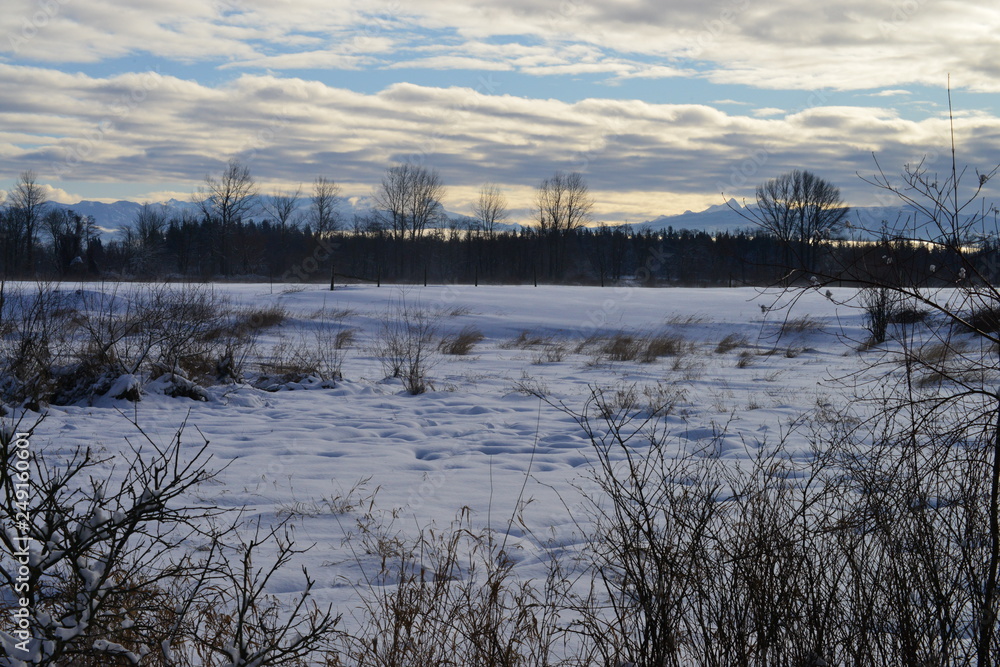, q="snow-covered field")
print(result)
[23,282,873,632]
